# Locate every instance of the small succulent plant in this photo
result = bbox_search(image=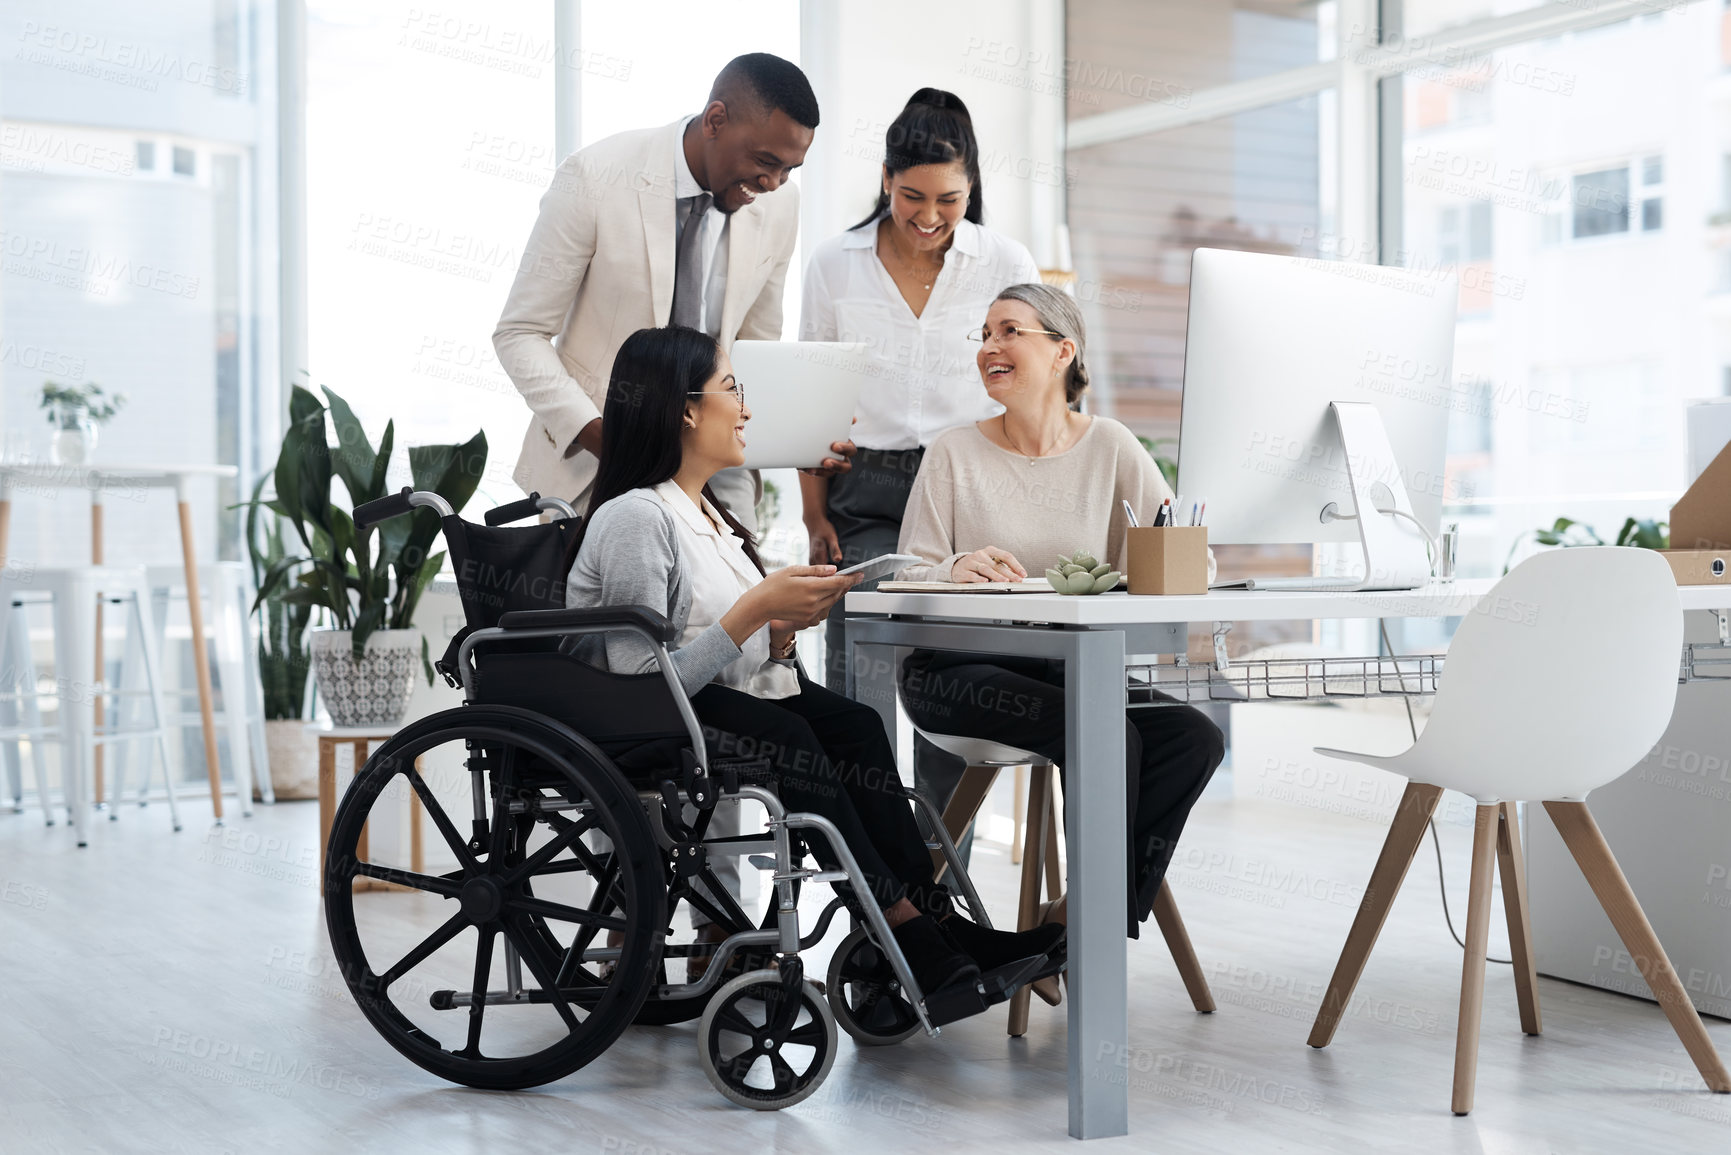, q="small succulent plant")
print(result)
[1045,549,1122,595]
